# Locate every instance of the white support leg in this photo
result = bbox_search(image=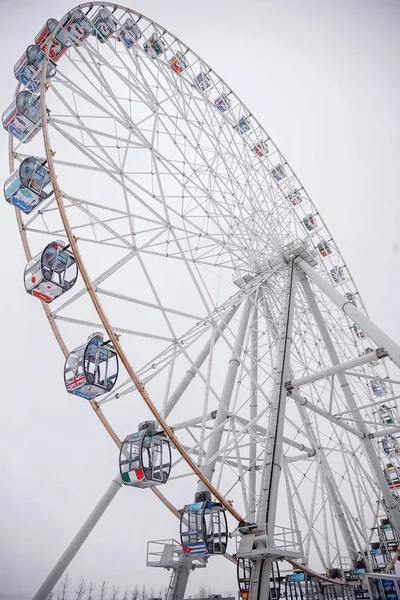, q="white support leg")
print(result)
[296,258,400,369]
[249,302,258,521]
[164,304,239,418]
[32,474,123,600]
[198,298,252,487]
[297,268,400,536]
[251,263,296,600]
